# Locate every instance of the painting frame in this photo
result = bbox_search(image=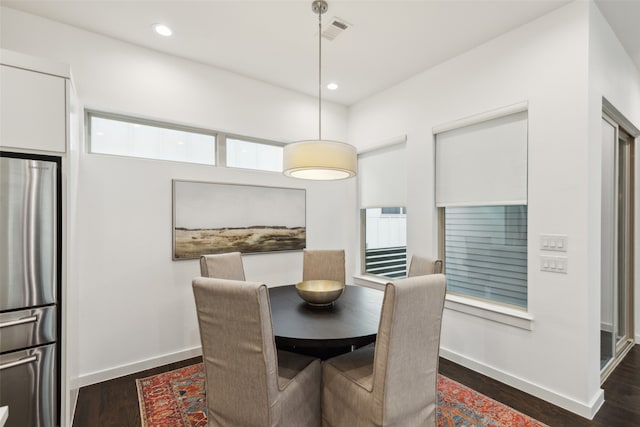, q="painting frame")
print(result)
[172,179,306,260]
